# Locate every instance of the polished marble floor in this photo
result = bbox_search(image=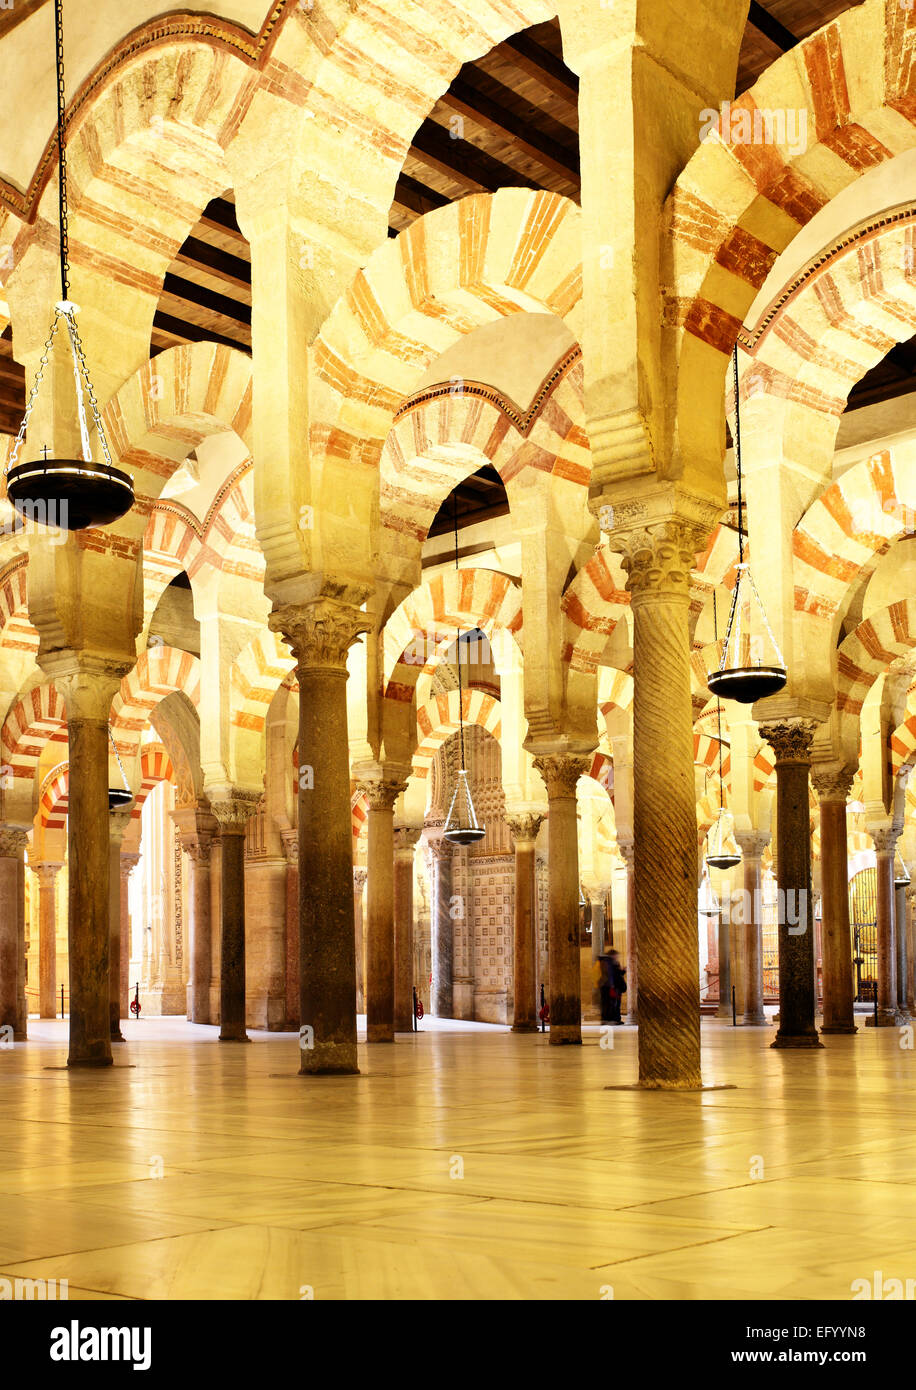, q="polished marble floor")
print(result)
[1,1013,915,1300]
